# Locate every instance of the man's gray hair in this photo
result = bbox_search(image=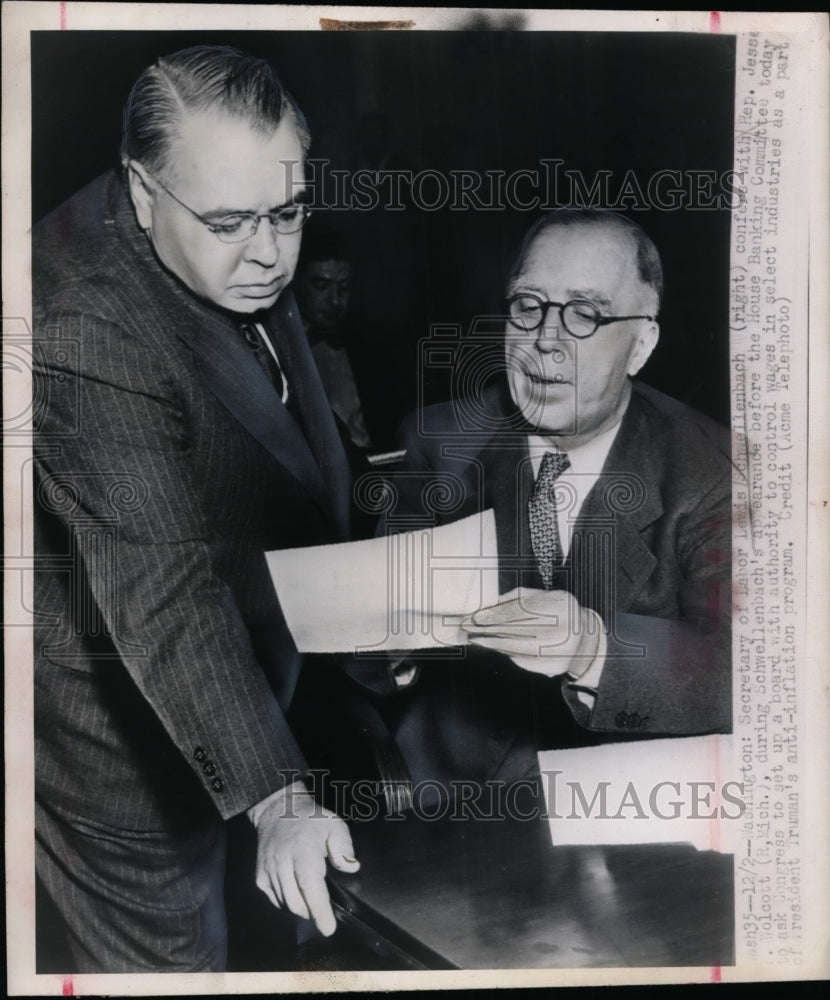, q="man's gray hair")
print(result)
[511,208,664,310]
[120,45,310,178]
